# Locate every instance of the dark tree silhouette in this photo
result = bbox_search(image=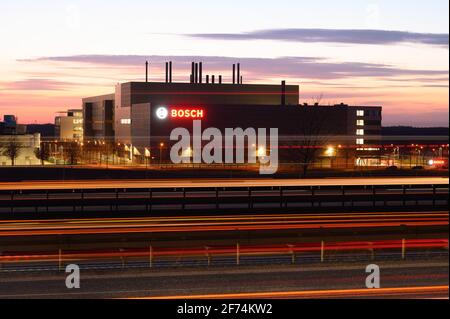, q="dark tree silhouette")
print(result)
[1,137,22,166]
[296,108,331,177]
[63,142,81,165]
[34,143,50,165]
